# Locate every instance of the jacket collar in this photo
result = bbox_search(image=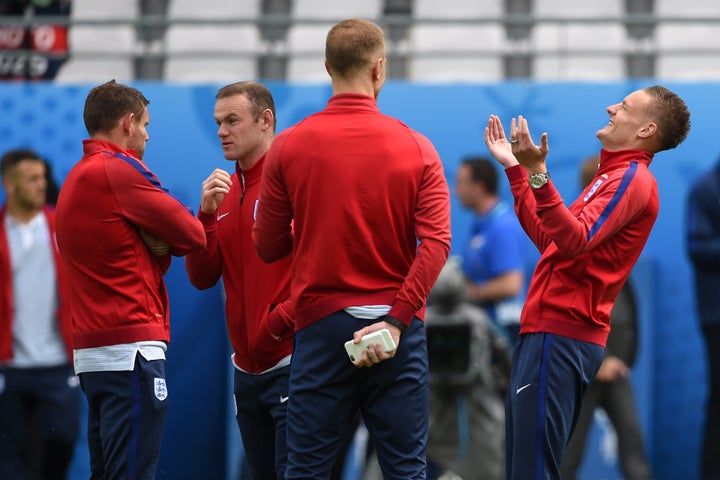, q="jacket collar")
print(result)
[235,153,266,185]
[82,138,141,161]
[598,148,653,176]
[325,93,379,113]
